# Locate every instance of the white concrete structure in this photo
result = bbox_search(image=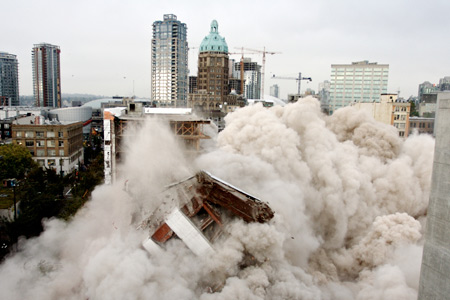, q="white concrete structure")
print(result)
[418,94,450,299]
